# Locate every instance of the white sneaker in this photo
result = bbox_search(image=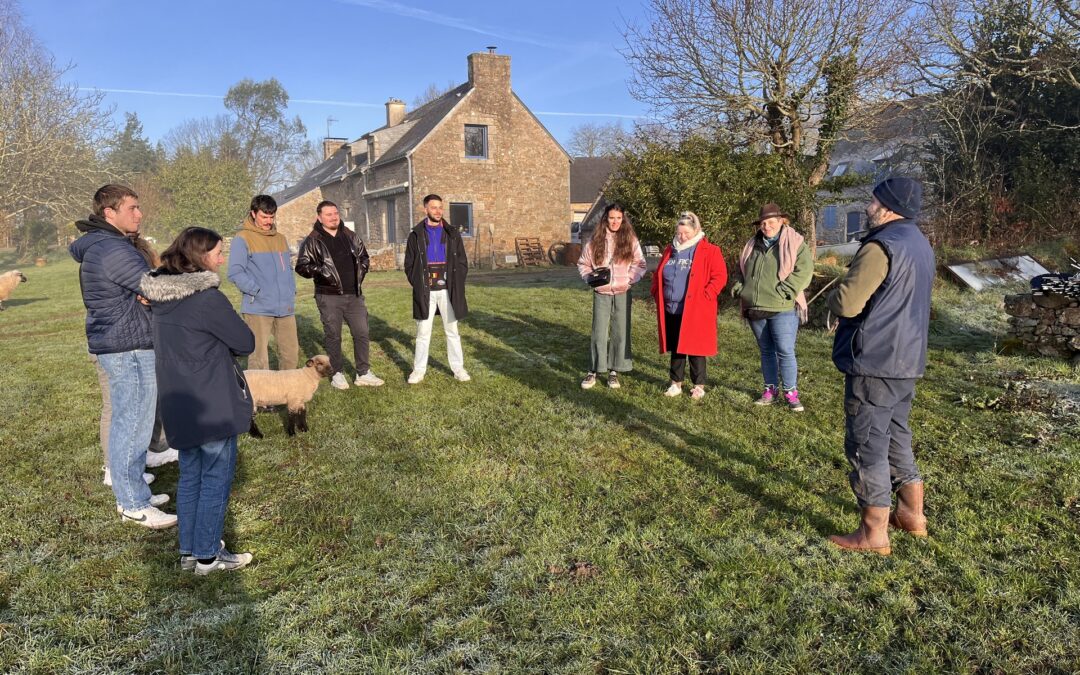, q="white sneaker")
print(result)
[145,448,179,467]
[181,539,225,572]
[195,548,254,576]
[453,370,472,382]
[690,385,706,400]
[103,467,155,486]
[119,505,177,529]
[407,371,425,384]
[330,372,350,390]
[664,382,683,397]
[116,493,170,513]
[354,371,385,387]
